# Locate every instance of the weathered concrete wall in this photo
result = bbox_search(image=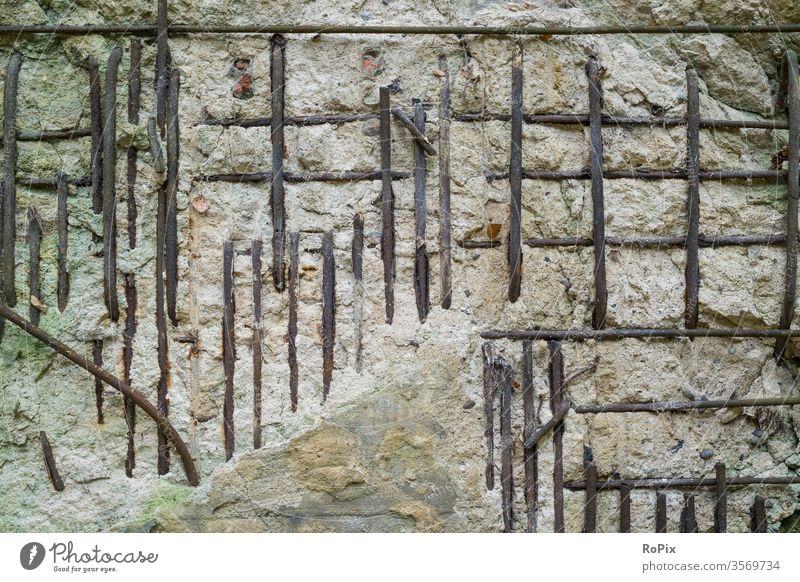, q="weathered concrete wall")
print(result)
[1,0,800,532]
